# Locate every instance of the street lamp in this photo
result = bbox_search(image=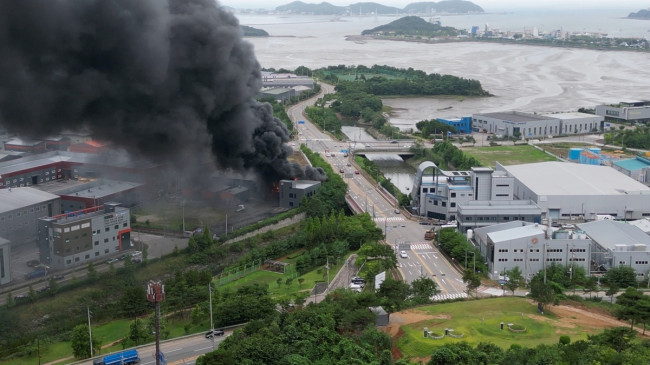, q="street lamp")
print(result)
[465,250,476,272]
